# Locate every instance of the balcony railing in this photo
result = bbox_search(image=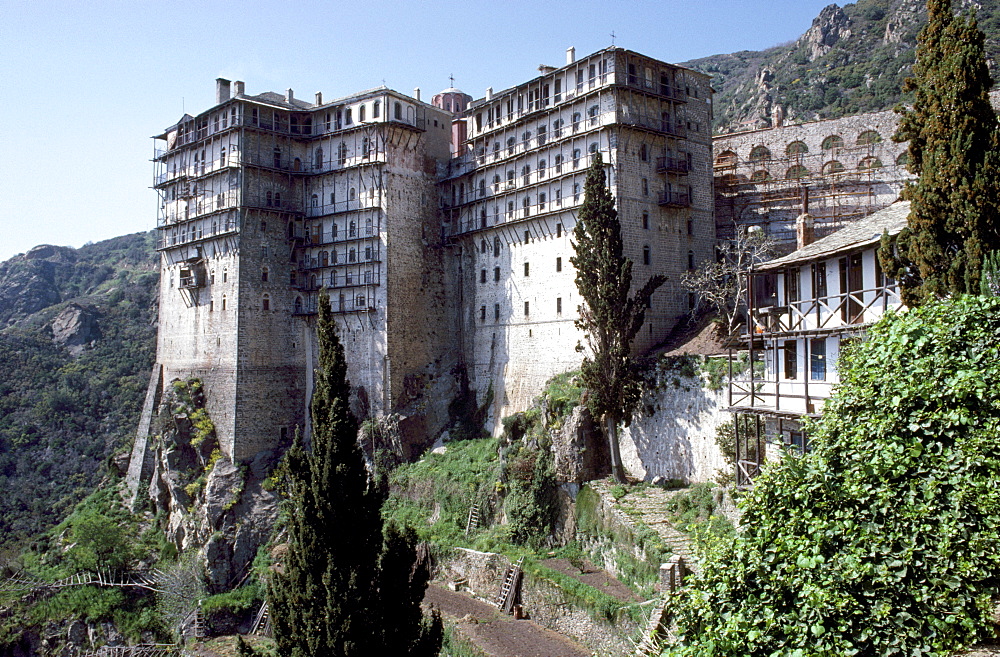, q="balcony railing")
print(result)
[658,191,691,208]
[656,156,689,174]
[748,285,901,337]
